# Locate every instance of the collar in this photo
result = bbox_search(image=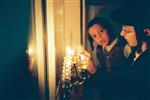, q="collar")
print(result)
[104,37,119,52]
